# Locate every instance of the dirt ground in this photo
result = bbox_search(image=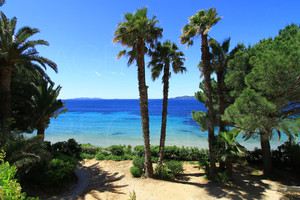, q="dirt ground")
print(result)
[76,159,284,200]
